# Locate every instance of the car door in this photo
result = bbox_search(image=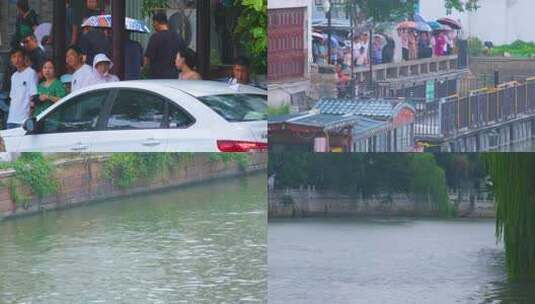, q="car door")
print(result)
[90,89,168,152]
[16,90,111,152]
[165,102,219,151]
